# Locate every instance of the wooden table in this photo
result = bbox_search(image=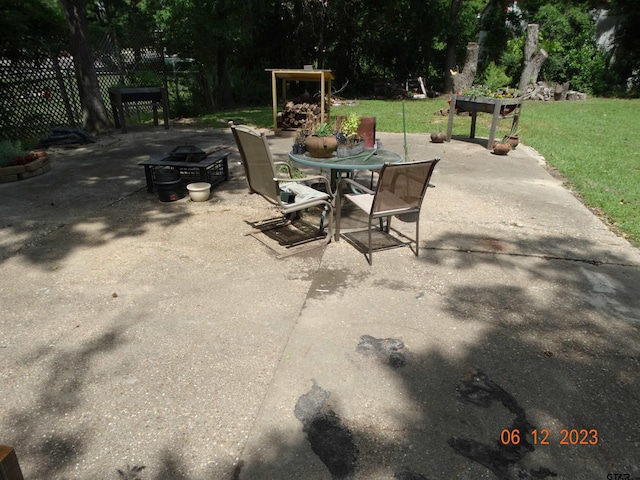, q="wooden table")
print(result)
[446,95,522,149]
[139,148,231,193]
[108,87,170,134]
[266,69,334,135]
